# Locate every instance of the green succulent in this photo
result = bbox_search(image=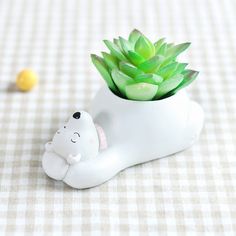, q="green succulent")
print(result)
[91,29,199,101]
